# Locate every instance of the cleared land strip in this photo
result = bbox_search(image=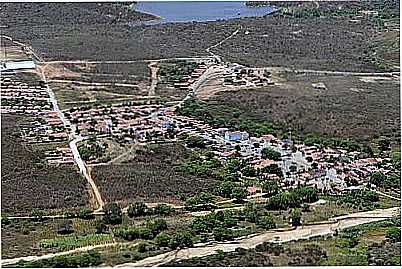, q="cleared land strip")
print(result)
[1,242,138,266]
[261,66,399,77]
[116,207,400,267]
[43,57,214,65]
